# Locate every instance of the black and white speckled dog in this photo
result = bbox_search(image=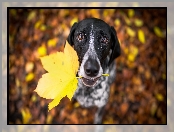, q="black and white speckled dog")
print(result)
[67,18,120,124]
